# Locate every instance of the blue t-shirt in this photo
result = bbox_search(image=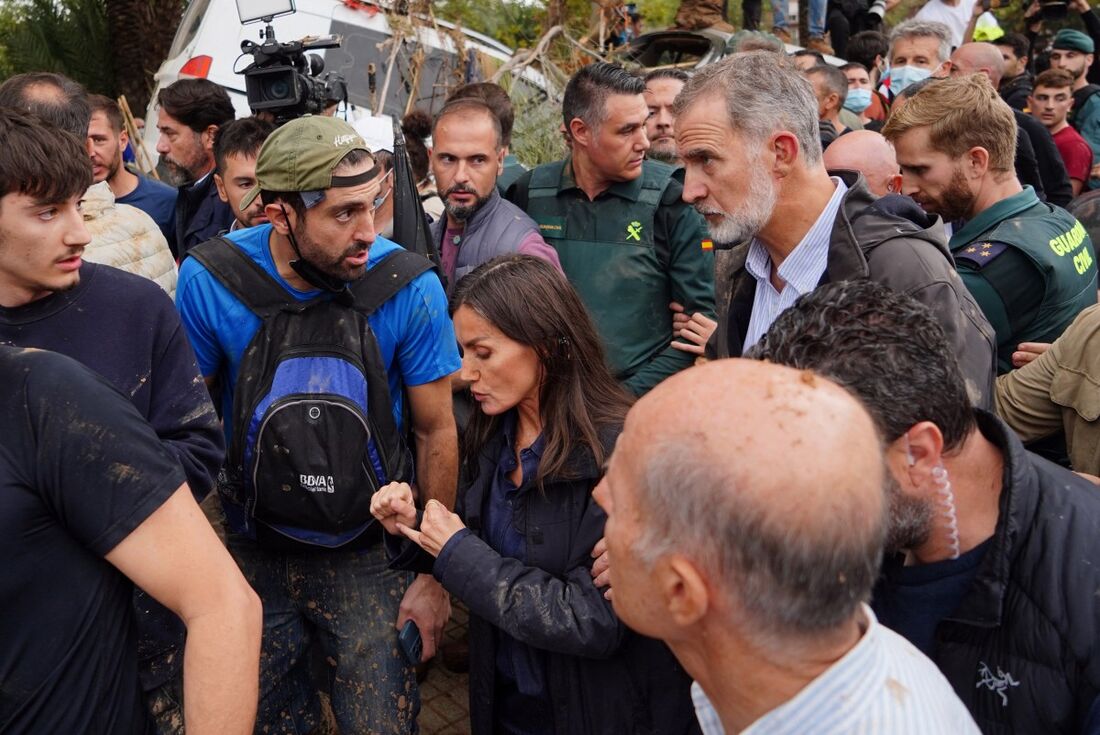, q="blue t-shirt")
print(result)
[176,224,461,445]
[118,176,177,244]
